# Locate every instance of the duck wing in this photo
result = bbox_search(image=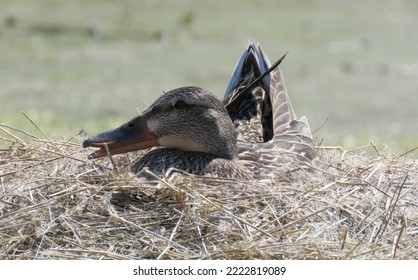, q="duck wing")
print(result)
[223,42,273,143]
[224,42,271,103]
[229,44,316,179]
[268,67,316,161]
